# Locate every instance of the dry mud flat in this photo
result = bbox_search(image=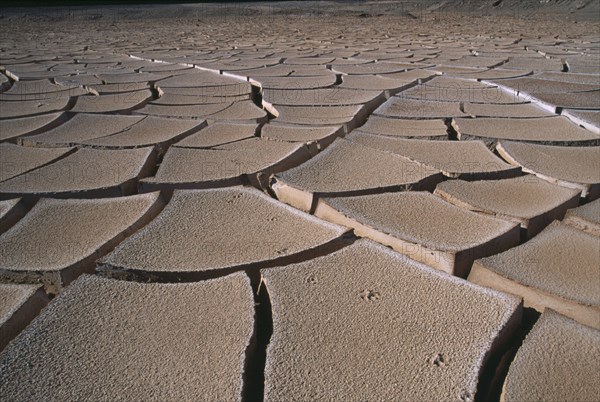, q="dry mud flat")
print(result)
[0,2,599,401]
